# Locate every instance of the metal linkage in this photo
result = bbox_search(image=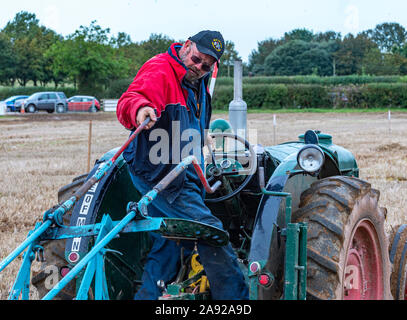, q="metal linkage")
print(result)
[153,155,222,195]
[7,227,38,300]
